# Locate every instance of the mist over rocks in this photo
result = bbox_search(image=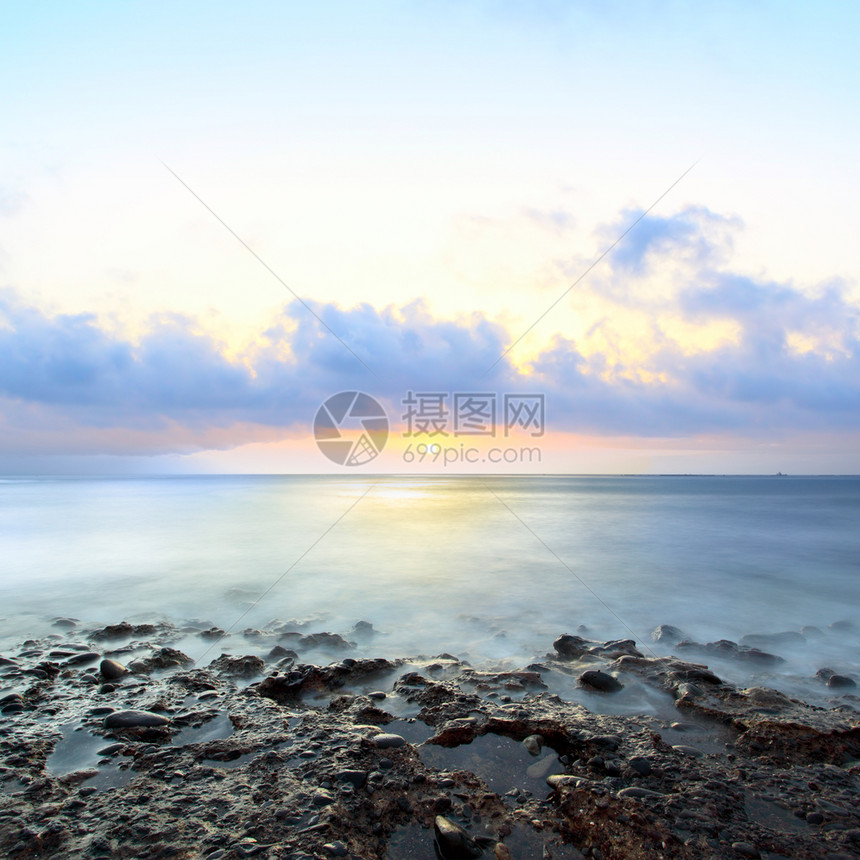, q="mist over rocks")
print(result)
[0,620,859,859]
